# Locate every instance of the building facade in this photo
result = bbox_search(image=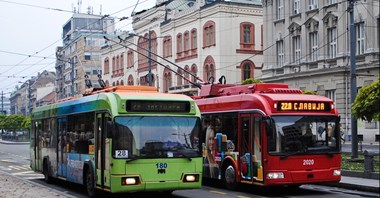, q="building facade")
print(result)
[101,0,264,96]
[55,13,115,99]
[261,0,380,139]
[9,71,56,116]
